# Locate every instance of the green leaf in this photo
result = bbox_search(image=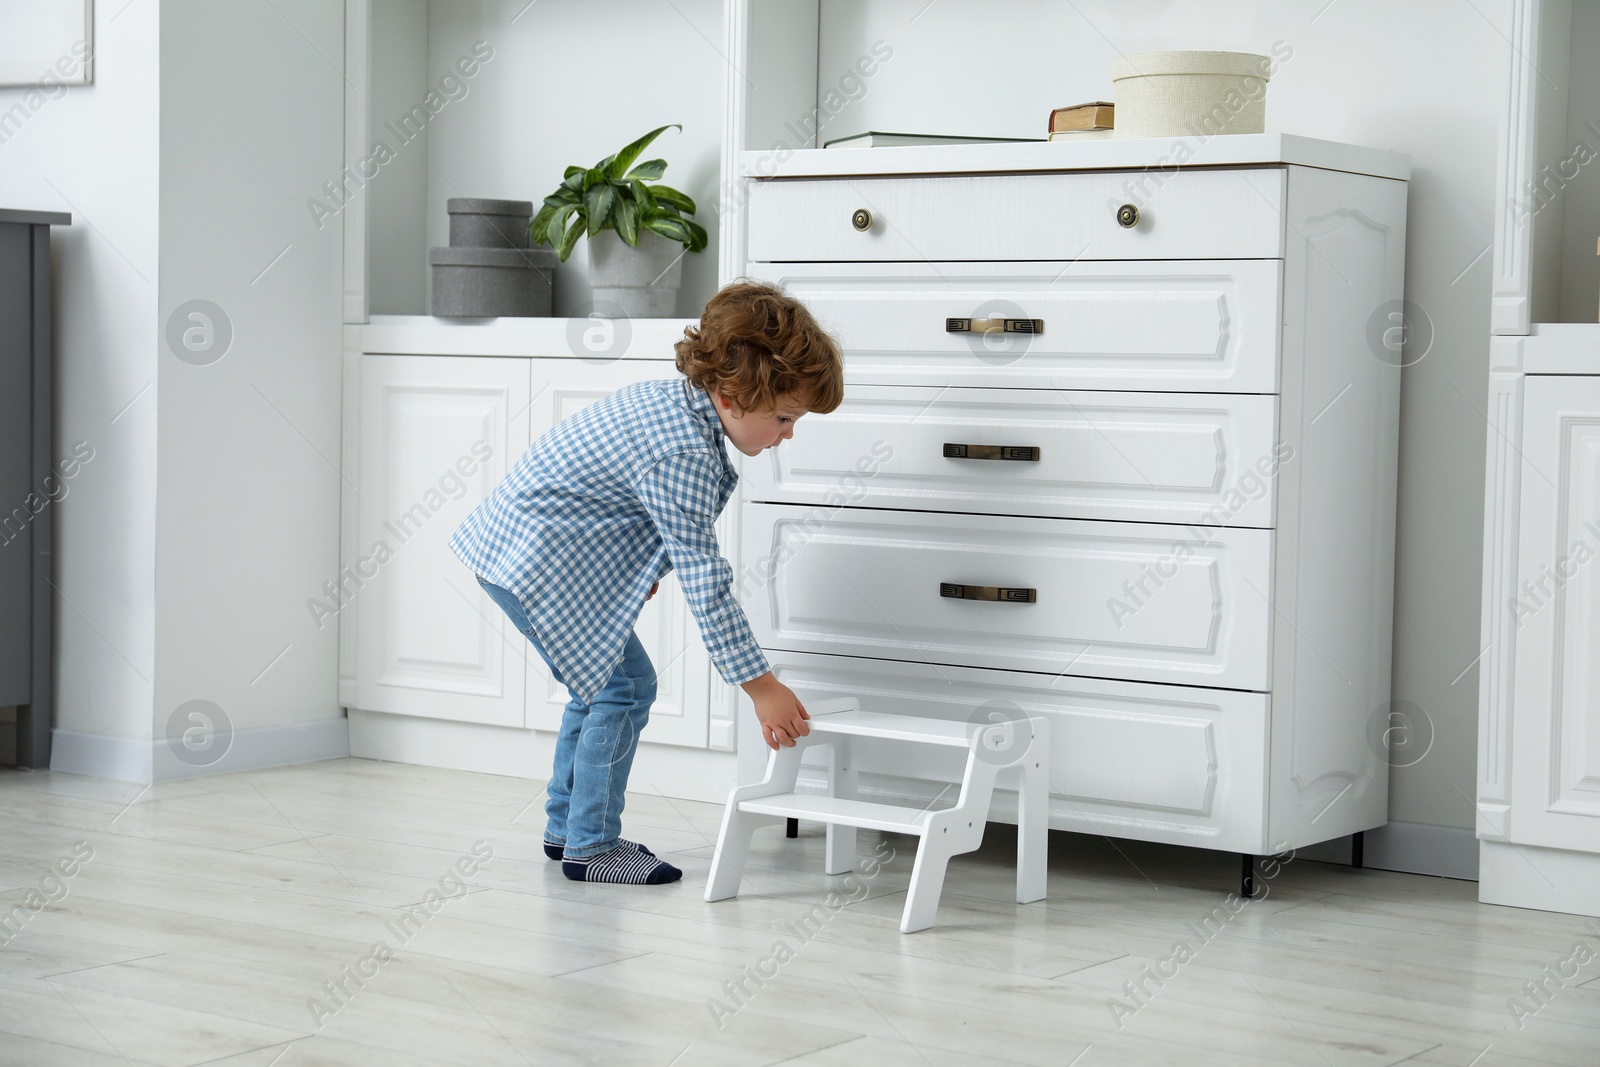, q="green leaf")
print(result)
[629,179,658,214]
[563,165,585,180]
[648,183,696,216]
[529,203,557,246]
[624,158,668,181]
[556,215,586,262]
[547,202,580,250]
[605,124,681,182]
[615,197,640,246]
[585,183,617,237]
[560,169,585,194]
[683,217,709,253]
[582,166,606,192]
[643,213,693,247]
